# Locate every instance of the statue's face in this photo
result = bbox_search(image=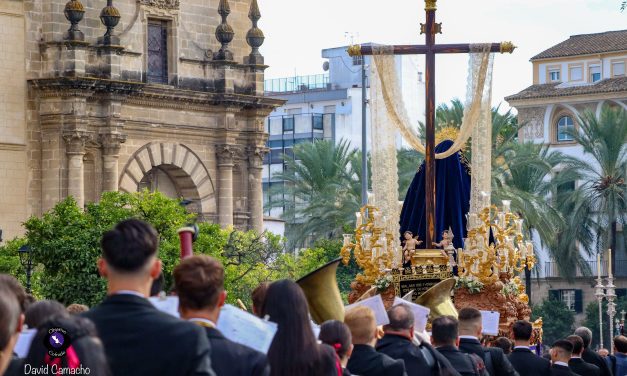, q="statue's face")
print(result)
[404,232,411,239]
